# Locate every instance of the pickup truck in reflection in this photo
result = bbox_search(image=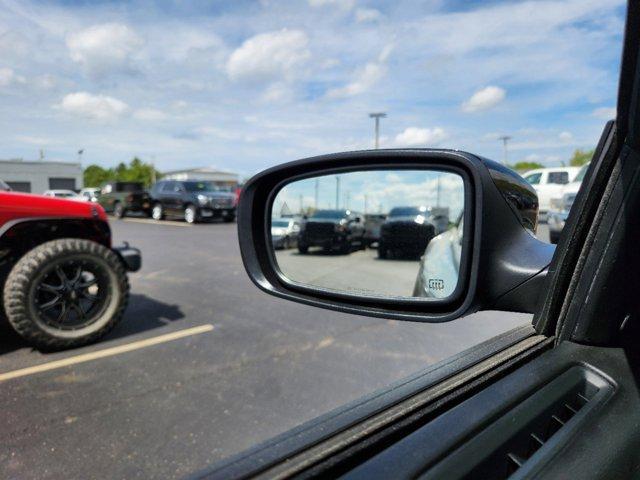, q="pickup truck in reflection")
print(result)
[363,214,386,247]
[378,206,446,259]
[297,209,365,254]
